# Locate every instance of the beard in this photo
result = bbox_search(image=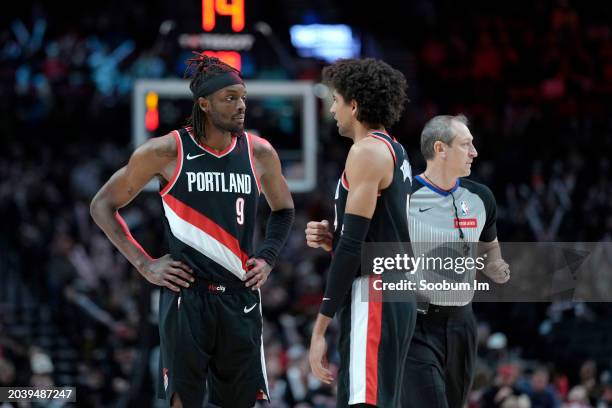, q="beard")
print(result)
[209,114,244,134]
[222,122,244,133]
